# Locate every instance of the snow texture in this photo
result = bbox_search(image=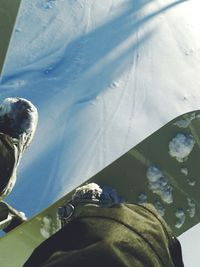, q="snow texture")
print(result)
[169,133,195,162]
[187,198,196,218]
[175,209,186,229]
[40,215,57,239]
[72,183,103,202]
[180,168,196,186]
[39,0,58,9]
[187,178,196,187]
[153,201,165,217]
[19,211,27,221]
[174,112,200,128]
[180,168,188,176]
[138,193,148,205]
[146,166,173,204]
[0,0,199,265]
